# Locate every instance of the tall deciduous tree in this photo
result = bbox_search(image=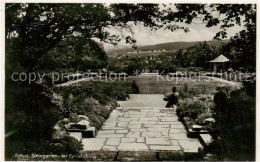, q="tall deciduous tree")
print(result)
[36,37,108,71]
[6,3,184,71]
[166,4,256,71]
